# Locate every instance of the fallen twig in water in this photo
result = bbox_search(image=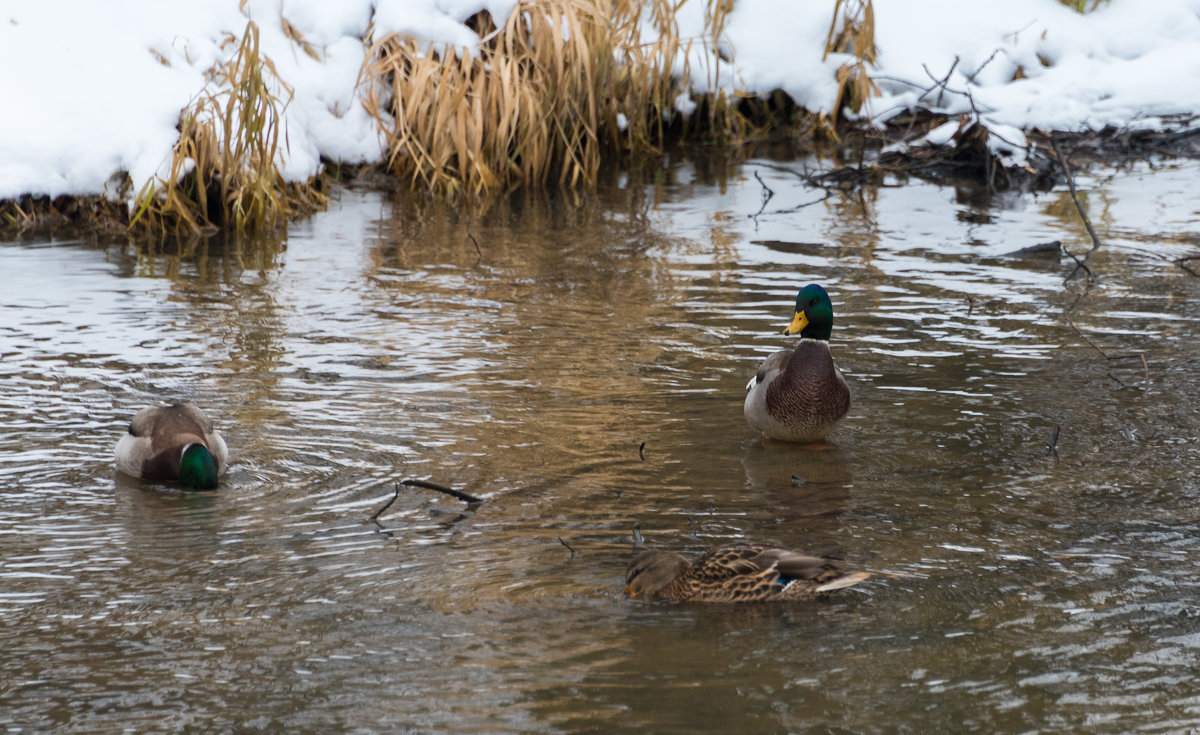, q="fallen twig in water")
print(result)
[1047,423,1060,459]
[1064,312,1150,393]
[1050,139,1105,255]
[370,478,484,523]
[557,536,576,559]
[402,478,484,505]
[1175,256,1200,277]
[752,170,775,221]
[370,483,401,524]
[638,441,646,461]
[1060,242,1096,283]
